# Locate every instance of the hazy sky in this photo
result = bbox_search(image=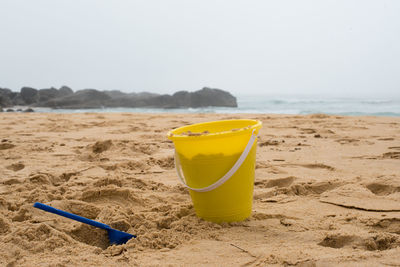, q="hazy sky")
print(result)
[1,0,399,97]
